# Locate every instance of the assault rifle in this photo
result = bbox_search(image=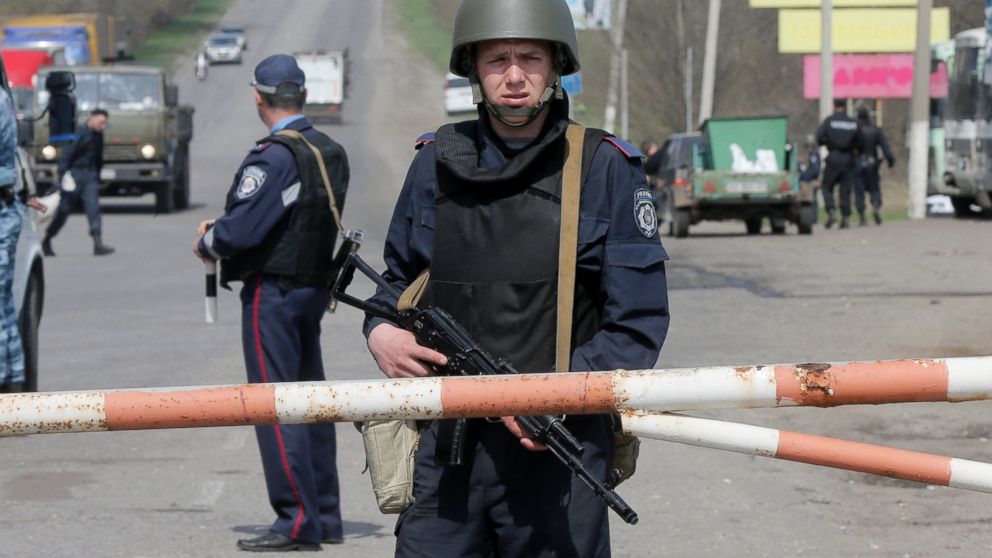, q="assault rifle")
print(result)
[329,231,639,525]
